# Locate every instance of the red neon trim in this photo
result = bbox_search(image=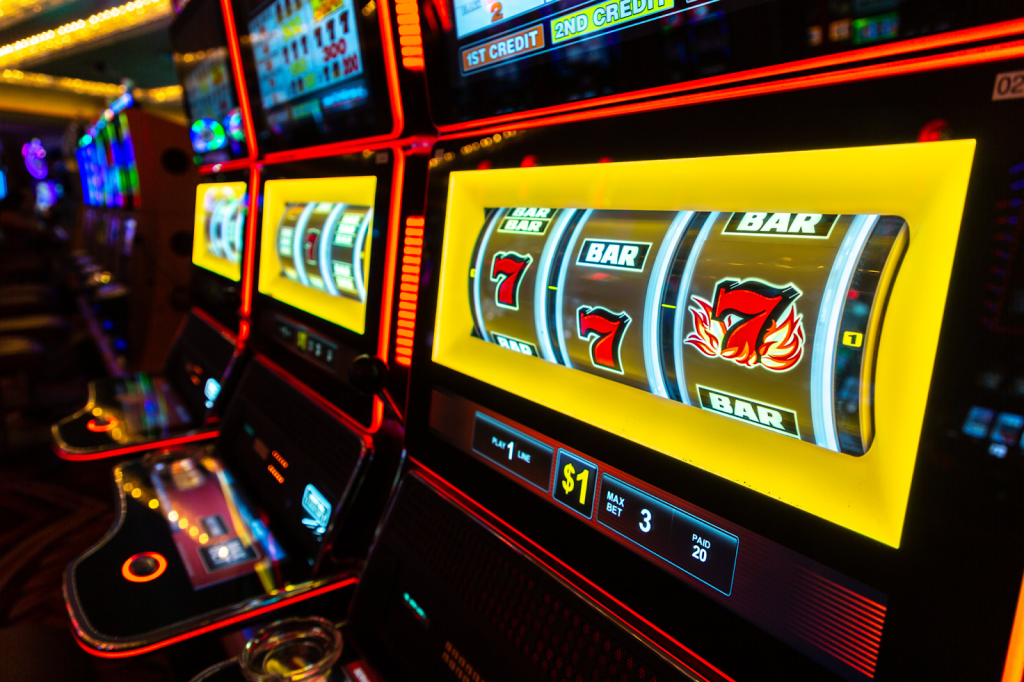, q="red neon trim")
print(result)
[73,576,357,659]
[441,38,1024,140]
[240,164,262,319]
[258,0,406,165]
[372,144,405,428]
[121,552,167,583]
[436,18,1024,135]
[408,457,733,682]
[86,416,119,433]
[191,306,239,345]
[252,353,374,449]
[219,0,260,162]
[53,430,219,462]
[377,0,405,136]
[198,158,257,175]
